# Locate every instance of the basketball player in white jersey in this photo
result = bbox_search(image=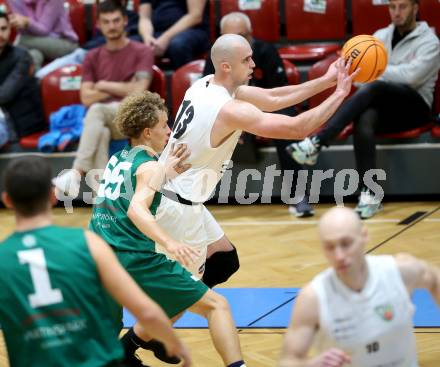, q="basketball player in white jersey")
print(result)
[155,34,358,284]
[278,207,440,367]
